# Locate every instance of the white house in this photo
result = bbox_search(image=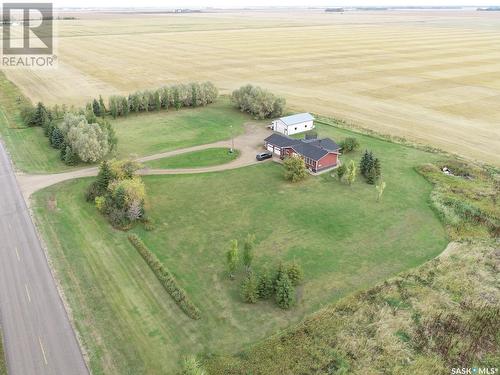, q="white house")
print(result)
[271,113,315,136]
